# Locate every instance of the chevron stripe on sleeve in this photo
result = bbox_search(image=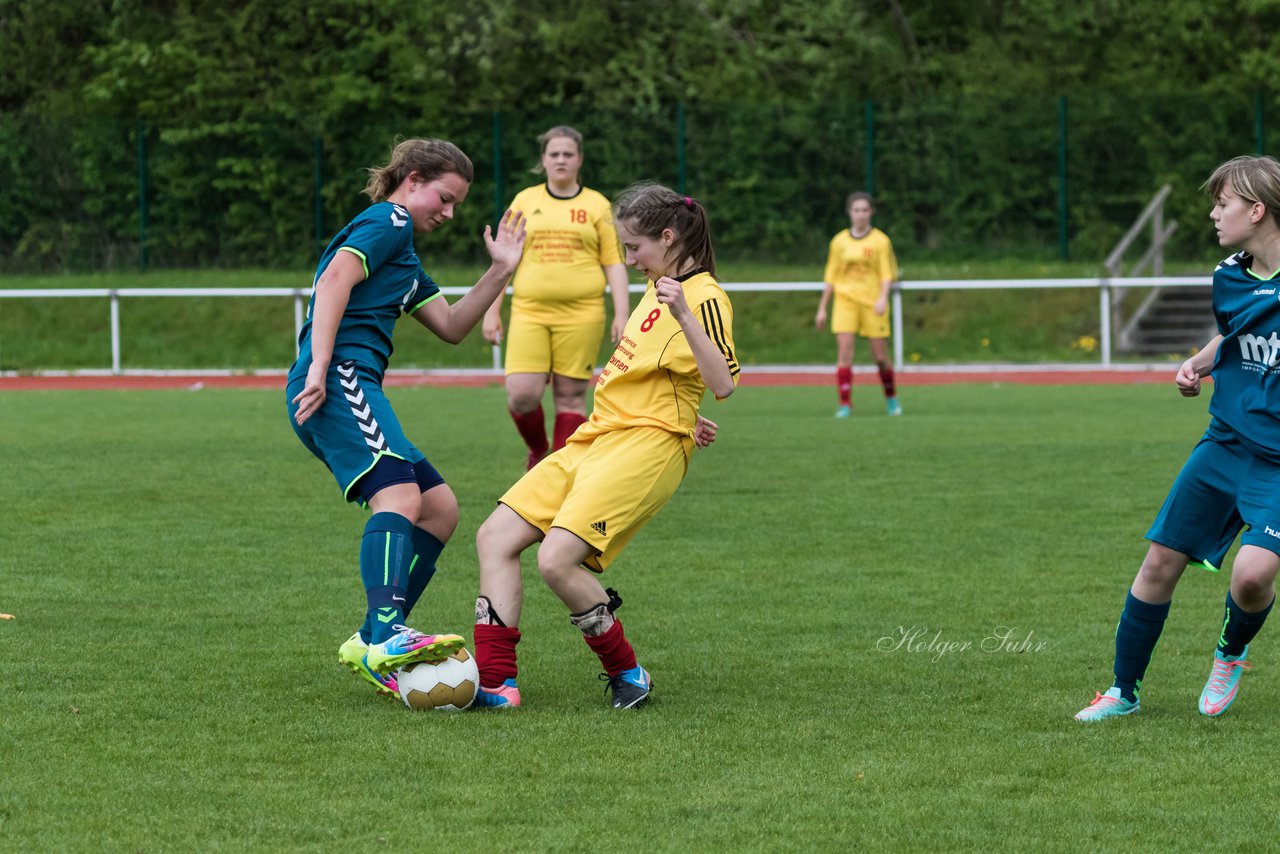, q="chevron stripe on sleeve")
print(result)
[698,299,739,379]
